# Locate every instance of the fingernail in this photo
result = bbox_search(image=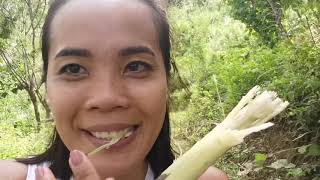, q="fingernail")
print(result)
[35,167,44,178]
[70,150,83,167]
